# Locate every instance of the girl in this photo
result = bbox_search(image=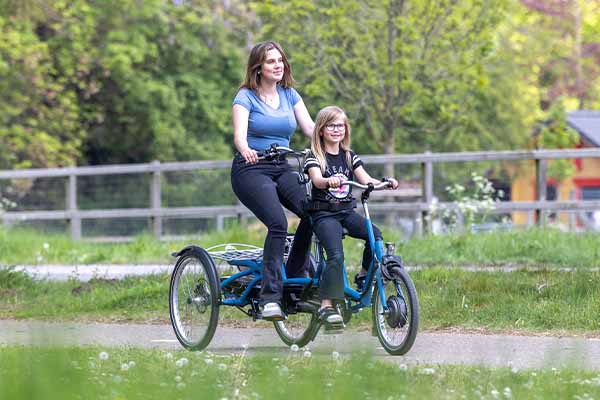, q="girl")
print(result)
[231,41,314,320]
[304,106,398,331]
